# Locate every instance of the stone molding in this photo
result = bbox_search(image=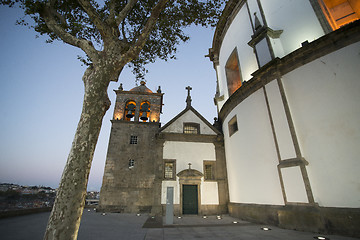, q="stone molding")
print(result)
[157,132,223,143]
